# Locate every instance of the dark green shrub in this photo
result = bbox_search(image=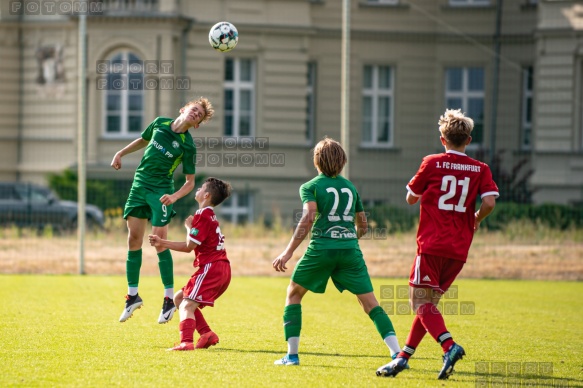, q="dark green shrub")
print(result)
[481,202,583,230]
